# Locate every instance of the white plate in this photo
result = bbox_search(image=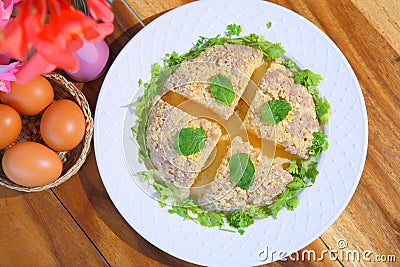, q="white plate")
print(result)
[94,0,368,265]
